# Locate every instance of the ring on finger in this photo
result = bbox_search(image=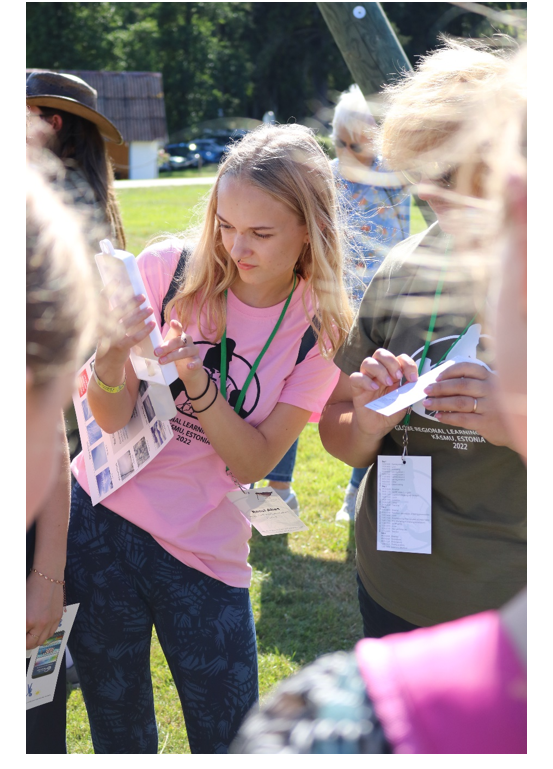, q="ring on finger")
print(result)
[472,398,478,413]
[27,631,39,640]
